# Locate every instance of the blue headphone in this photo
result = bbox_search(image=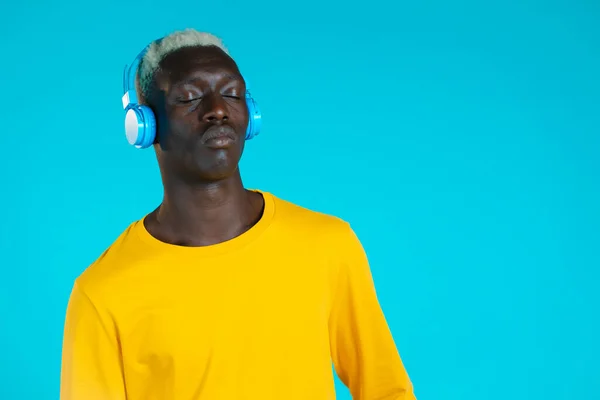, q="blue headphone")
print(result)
[121,42,262,149]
